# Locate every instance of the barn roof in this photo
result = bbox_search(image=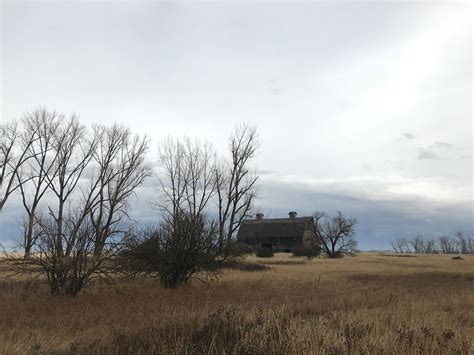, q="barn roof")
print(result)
[237,217,314,241]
